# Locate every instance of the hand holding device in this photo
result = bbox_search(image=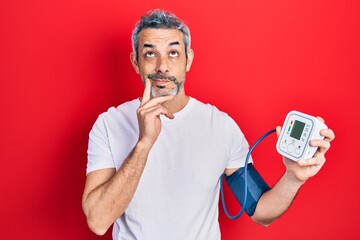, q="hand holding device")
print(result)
[221,110,333,220]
